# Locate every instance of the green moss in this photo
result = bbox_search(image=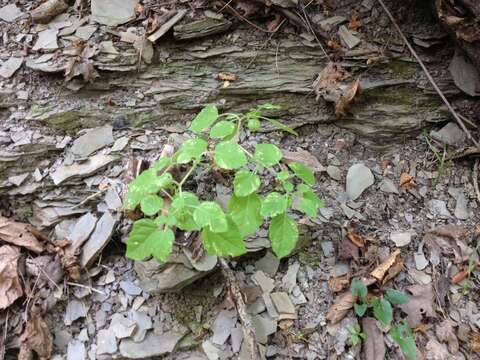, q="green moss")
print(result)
[386,60,418,78]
